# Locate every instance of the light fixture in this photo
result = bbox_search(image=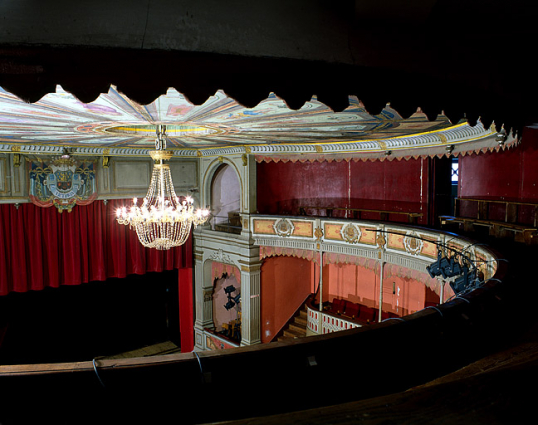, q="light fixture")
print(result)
[224,285,241,310]
[116,124,210,250]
